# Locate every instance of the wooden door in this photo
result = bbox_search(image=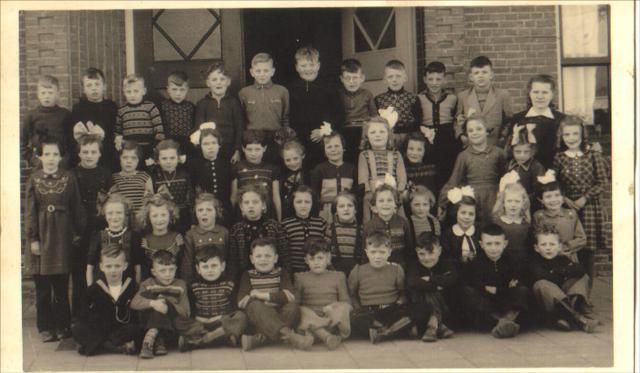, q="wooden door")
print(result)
[341,7,417,96]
